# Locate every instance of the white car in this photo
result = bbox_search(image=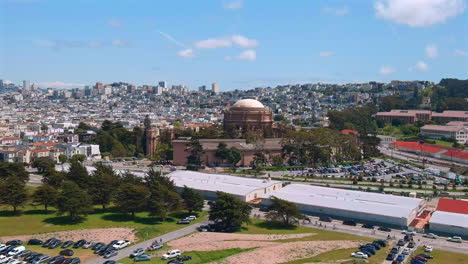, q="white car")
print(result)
[0,256,13,264]
[113,240,130,249]
[8,246,25,256]
[350,252,368,259]
[423,233,438,239]
[424,245,433,252]
[185,215,197,221]
[448,236,463,243]
[161,249,181,260]
[402,248,411,255]
[402,230,417,235]
[0,245,7,251]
